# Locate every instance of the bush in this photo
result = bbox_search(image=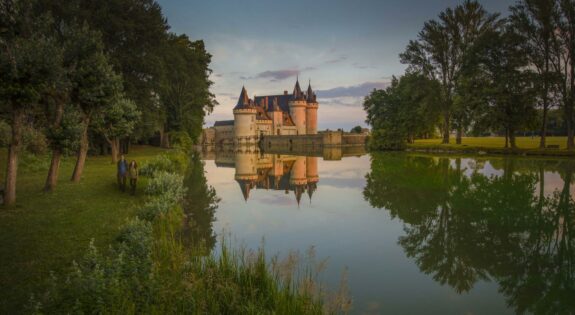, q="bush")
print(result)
[32,219,154,314]
[145,171,186,200]
[23,126,48,154]
[169,131,193,152]
[137,194,176,221]
[19,153,50,173]
[139,153,185,177]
